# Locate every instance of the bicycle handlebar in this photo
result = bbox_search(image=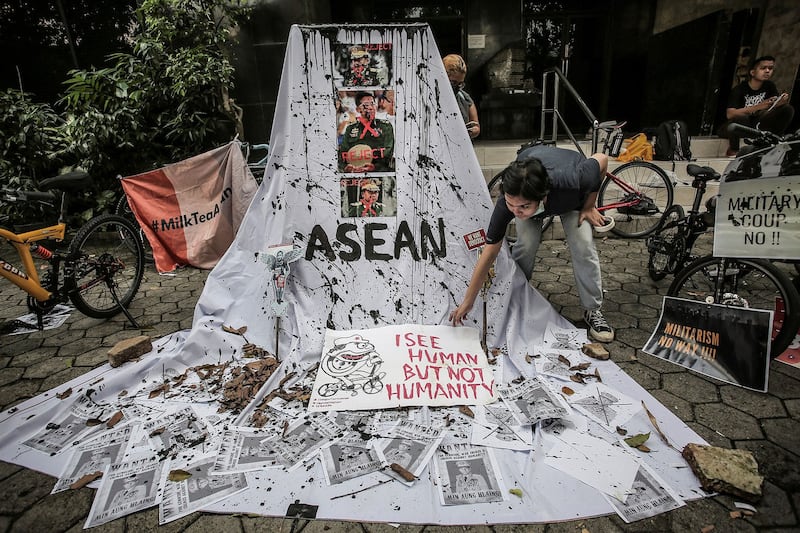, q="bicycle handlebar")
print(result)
[727,123,783,145]
[0,189,58,203]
